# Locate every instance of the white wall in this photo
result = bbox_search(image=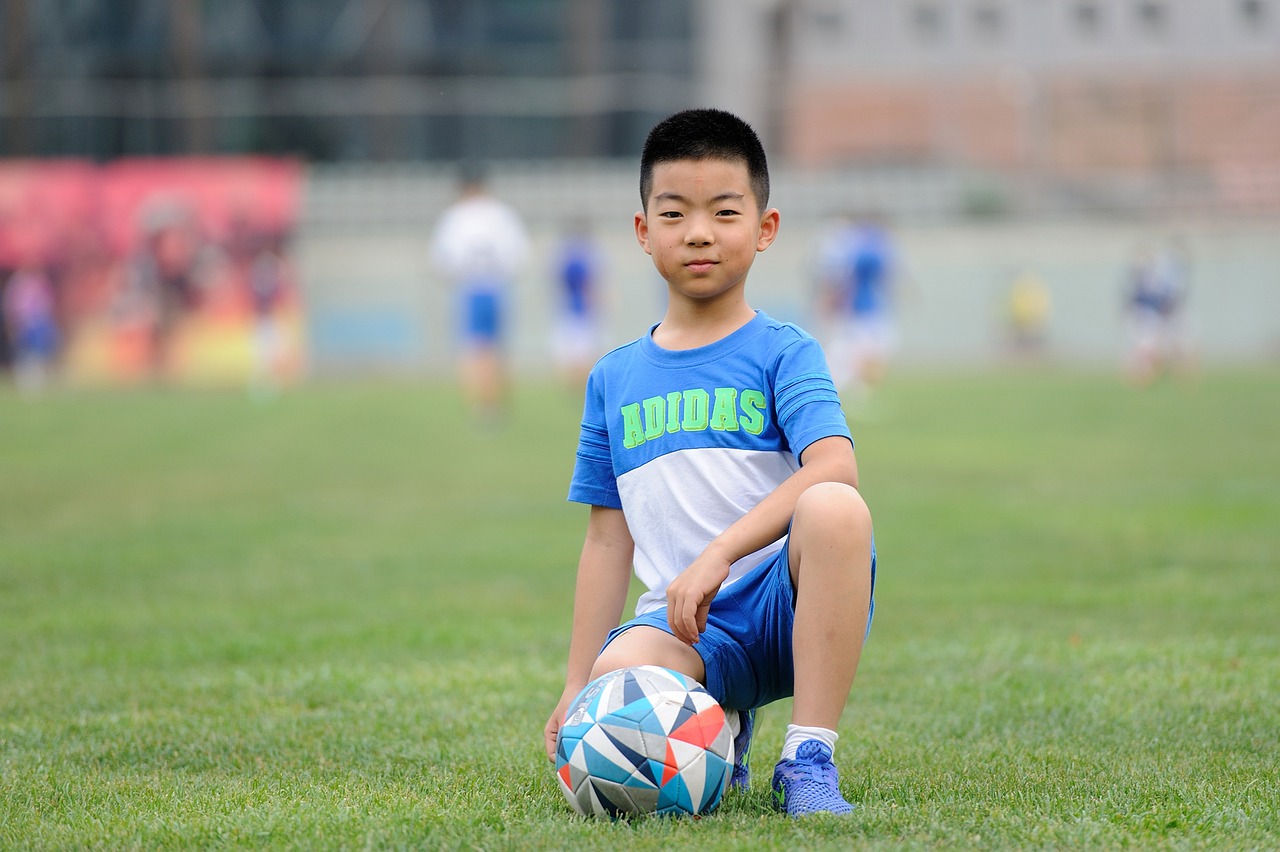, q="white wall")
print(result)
[295,165,1280,373]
